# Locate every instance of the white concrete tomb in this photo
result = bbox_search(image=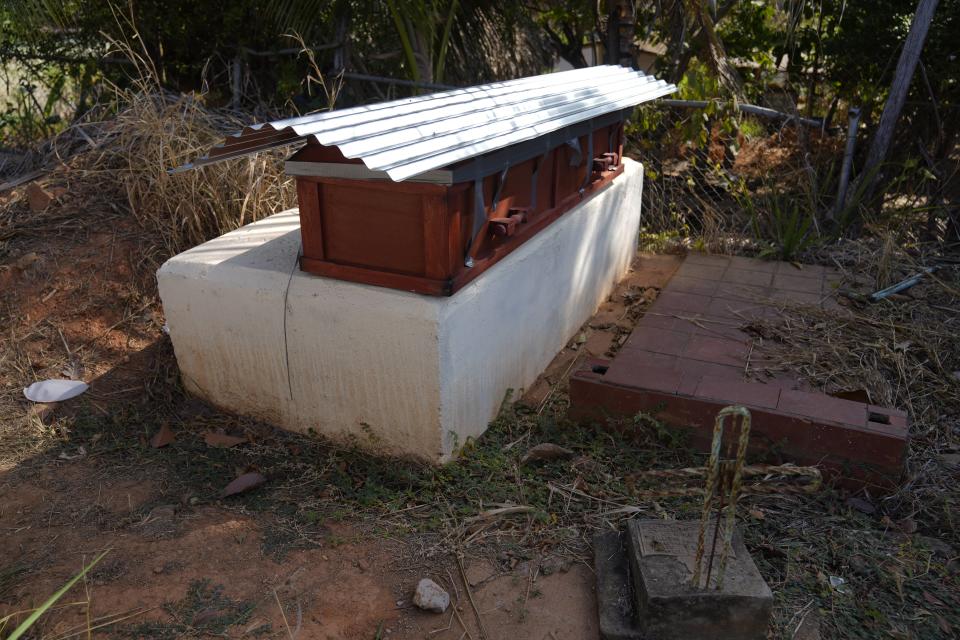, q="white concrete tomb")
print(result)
[158,158,643,462]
